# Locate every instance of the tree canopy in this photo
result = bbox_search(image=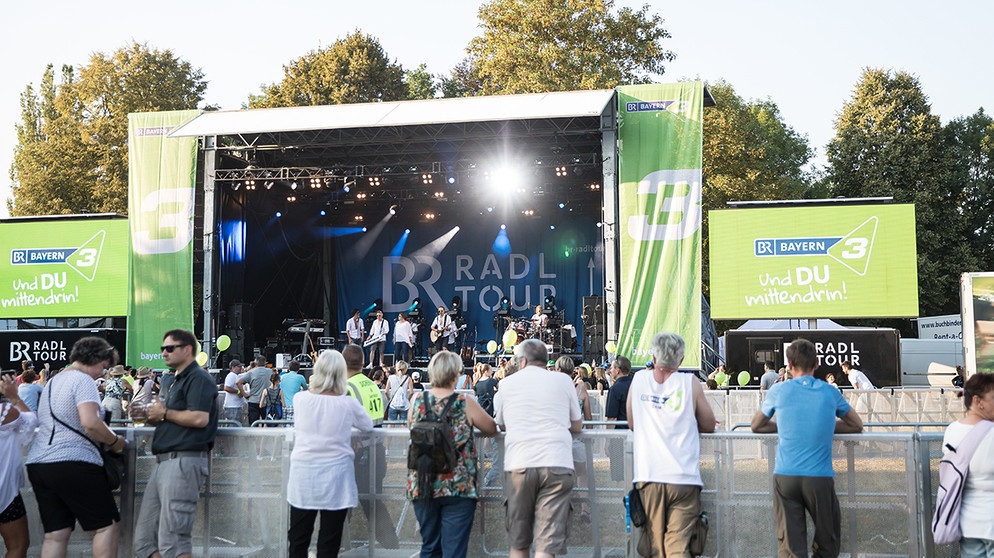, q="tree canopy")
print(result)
[466,0,675,94]
[826,68,980,316]
[9,43,206,216]
[700,80,815,300]
[248,31,407,108]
